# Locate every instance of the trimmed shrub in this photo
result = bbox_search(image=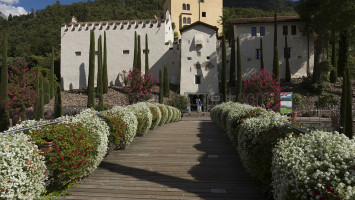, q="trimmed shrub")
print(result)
[210,102,235,128]
[157,104,168,125]
[147,103,162,129]
[166,106,173,123]
[100,106,137,149]
[0,133,47,199]
[167,94,189,113]
[126,102,152,136]
[169,106,179,122]
[272,131,355,200]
